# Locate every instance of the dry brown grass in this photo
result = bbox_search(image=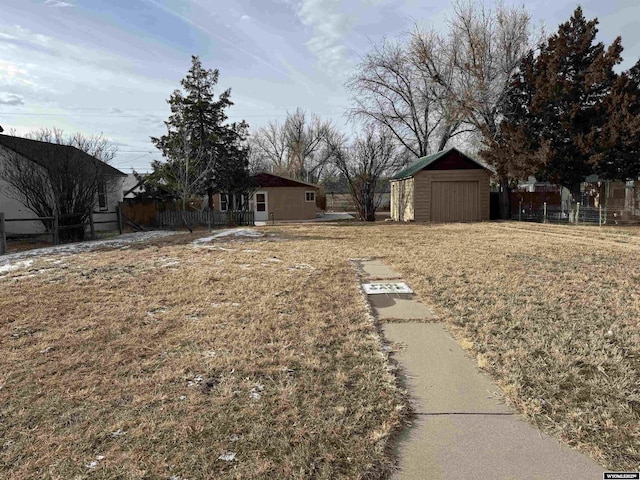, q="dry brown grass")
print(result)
[0,231,405,479]
[1,221,639,476]
[273,221,640,471]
